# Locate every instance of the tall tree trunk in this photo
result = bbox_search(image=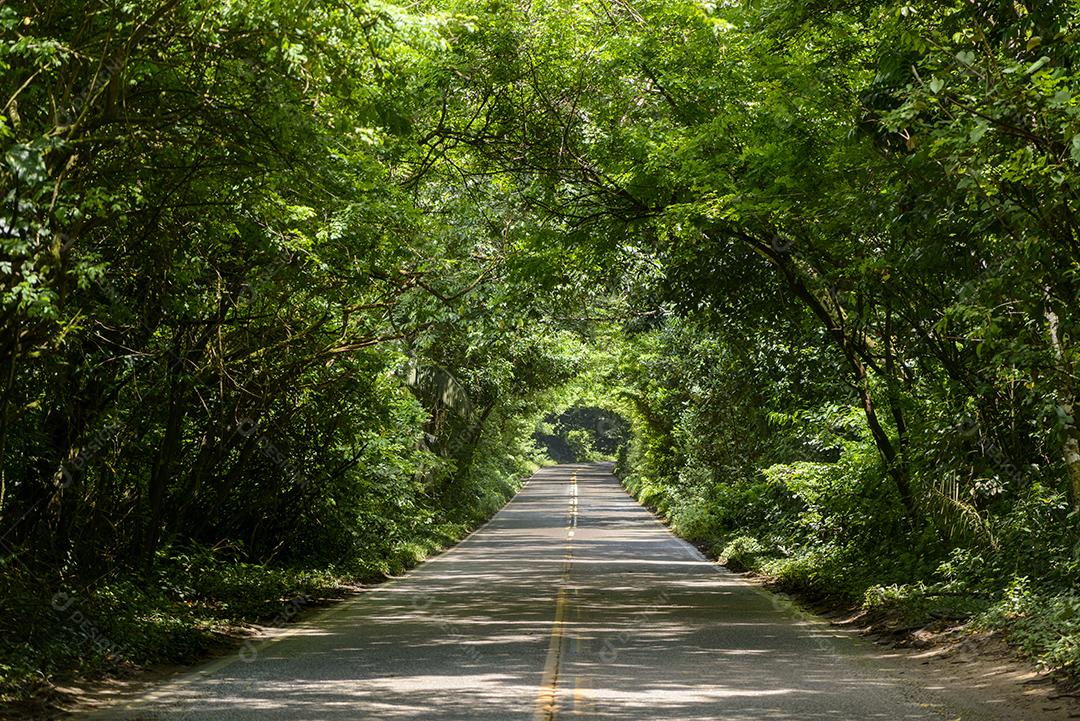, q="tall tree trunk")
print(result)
[742,229,918,524]
[1045,292,1080,510]
[0,332,19,518]
[143,373,187,572]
